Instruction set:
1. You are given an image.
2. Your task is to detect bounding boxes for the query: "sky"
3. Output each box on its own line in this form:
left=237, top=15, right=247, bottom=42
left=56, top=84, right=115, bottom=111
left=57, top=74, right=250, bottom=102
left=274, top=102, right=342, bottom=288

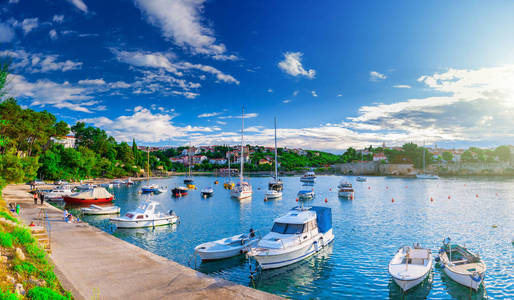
left=1, top=0, right=514, bottom=152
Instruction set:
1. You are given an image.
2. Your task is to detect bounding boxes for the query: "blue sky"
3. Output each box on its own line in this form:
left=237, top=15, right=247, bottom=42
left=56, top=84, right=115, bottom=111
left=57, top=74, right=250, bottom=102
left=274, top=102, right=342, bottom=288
left=1, top=0, right=514, bottom=152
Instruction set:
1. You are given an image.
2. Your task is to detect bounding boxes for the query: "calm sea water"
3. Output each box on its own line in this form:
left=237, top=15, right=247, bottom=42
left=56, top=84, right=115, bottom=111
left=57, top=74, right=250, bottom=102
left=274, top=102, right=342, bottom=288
left=78, top=176, right=513, bottom=299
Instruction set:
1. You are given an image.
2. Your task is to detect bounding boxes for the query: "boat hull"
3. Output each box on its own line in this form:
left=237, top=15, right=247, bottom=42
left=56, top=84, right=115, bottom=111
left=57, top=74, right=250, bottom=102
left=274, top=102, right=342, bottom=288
left=393, top=273, right=429, bottom=291
left=252, top=230, right=334, bottom=270
left=300, top=178, right=315, bottom=183
left=111, top=216, right=178, bottom=228
left=63, top=196, right=113, bottom=204
left=230, top=190, right=252, bottom=199
left=443, top=266, right=484, bottom=290
left=338, top=191, right=354, bottom=198
left=196, top=239, right=258, bottom=261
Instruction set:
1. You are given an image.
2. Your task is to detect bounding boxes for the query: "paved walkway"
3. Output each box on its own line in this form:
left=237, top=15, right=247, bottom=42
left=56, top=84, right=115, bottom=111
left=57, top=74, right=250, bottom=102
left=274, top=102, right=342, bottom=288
left=2, top=184, right=281, bottom=300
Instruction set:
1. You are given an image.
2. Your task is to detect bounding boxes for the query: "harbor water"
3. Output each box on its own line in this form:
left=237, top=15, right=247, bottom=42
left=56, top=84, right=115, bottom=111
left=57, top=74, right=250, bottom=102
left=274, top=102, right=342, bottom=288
left=79, top=176, right=513, bottom=299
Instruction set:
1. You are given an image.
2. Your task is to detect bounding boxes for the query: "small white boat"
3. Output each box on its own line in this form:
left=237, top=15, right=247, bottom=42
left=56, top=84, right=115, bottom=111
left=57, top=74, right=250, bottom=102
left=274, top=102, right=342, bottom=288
left=43, top=185, right=74, bottom=201
left=230, top=181, right=252, bottom=199
left=265, top=189, right=282, bottom=199
left=300, top=171, right=316, bottom=183
left=195, top=230, right=258, bottom=261
left=110, top=201, right=178, bottom=229
left=389, top=244, right=433, bottom=291
left=80, top=204, right=121, bottom=215
left=337, top=182, right=354, bottom=199
left=297, top=190, right=314, bottom=200
left=99, top=183, right=114, bottom=189
left=437, top=238, right=486, bottom=290
left=356, top=176, right=367, bottom=182
left=201, top=187, right=214, bottom=197
left=249, top=206, right=334, bottom=269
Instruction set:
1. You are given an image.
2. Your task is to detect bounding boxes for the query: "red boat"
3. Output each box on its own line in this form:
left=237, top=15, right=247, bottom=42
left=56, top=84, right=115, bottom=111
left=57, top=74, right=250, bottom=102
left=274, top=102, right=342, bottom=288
left=64, top=187, right=114, bottom=204
left=172, top=186, right=188, bottom=197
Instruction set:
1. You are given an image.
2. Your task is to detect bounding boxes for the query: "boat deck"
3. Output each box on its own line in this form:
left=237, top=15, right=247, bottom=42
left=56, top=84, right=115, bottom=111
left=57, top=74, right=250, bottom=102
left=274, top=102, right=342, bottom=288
left=450, top=262, right=486, bottom=274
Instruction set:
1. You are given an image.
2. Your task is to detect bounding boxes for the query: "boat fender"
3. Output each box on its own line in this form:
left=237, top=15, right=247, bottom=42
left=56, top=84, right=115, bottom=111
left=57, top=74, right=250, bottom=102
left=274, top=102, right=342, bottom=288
left=441, top=264, right=445, bottom=269
left=435, top=256, right=440, bottom=262
left=470, top=272, right=482, bottom=282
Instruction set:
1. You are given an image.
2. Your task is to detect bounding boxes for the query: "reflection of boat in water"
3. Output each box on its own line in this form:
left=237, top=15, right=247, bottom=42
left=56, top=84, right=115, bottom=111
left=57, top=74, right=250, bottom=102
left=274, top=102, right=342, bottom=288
left=80, top=204, right=120, bottom=215
left=388, top=270, right=433, bottom=299
left=113, top=223, right=178, bottom=237
left=254, top=243, right=333, bottom=291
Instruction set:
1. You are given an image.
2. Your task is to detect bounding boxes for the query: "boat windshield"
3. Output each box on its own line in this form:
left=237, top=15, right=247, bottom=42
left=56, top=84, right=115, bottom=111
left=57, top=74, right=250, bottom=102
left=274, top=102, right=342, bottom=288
left=271, top=222, right=304, bottom=234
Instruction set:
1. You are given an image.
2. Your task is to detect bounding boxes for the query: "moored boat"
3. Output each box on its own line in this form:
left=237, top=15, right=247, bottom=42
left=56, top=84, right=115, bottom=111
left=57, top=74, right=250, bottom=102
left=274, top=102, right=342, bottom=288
left=201, top=187, right=214, bottom=197
left=248, top=206, right=334, bottom=269
left=337, top=182, right=354, bottom=199
left=63, top=187, right=114, bottom=204
left=141, top=184, right=166, bottom=194
left=266, top=117, right=283, bottom=194
left=265, top=189, right=282, bottom=200
left=356, top=176, right=367, bottom=182
left=388, top=244, right=433, bottom=291
left=231, top=107, right=253, bottom=200
left=43, top=185, right=74, bottom=201
left=437, top=238, right=486, bottom=290
left=110, top=201, right=178, bottom=228
left=80, top=204, right=120, bottom=215
left=195, top=229, right=258, bottom=261
left=172, top=186, right=188, bottom=197
left=300, top=171, right=316, bottom=183
left=297, top=190, right=314, bottom=200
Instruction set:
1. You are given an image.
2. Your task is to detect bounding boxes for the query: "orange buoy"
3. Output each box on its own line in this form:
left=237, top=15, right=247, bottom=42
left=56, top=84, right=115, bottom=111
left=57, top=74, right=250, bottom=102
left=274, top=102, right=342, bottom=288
left=405, top=186, right=408, bottom=188
left=264, top=198, right=267, bottom=202
left=386, top=186, right=389, bottom=189
left=391, top=198, right=395, bottom=203
left=329, top=188, right=332, bottom=191
left=296, top=198, right=299, bottom=202
left=448, top=195, right=451, bottom=199
left=476, top=194, right=479, bottom=198
left=368, top=186, right=371, bottom=190
left=430, top=197, right=433, bottom=202
left=324, top=198, right=328, bottom=203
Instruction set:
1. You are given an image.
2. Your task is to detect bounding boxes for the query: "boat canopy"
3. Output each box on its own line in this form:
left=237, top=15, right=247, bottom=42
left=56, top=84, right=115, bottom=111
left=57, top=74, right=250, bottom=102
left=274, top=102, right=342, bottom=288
left=69, top=187, right=113, bottom=199
left=307, top=206, right=332, bottom=234
left=274, top=208, right=316, bottom=224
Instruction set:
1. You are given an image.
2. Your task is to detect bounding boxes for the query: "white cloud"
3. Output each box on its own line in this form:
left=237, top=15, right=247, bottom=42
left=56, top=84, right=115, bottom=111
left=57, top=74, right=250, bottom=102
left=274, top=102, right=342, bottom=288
left=78, top=78, right=106, bottom=85
left=282, top=99, right=291, bottom=103
left=0, top=50, right=82, bottom=73
left=21, top=18, right=39, bottom=34
left=216, top=120, right=227, bottom=125
left=393, top=84, right=411, bottom=89
left=5, top=74, right=98, bottom=113
left=293, top=90, right=299, bottom=96
left=133, top=0, right=235, bottom=59
left=171, top=90, right=199, bottom=99
left=109, top=81, right=131, bottom=89
left=370, top=71, right=386, bottom=81
left=180, top=62, right=239, bottom=84
left=278, top=52, right=315, bottom=79
left=337, top=94, right=342, bottom=97
left=67, top=0, right=88, bottom=13
left=198, top=112, right=221, bottom=118
left=267, top=88, right=273, bottom=93
left=49, top=29, right=58, bottom=40
left=218, top=113, right=258, bottom=119
left=53, top=15, right=64, bottom=23
left=0, top=23, right=15, bottom=42
left=311, top=90, right=318, bottom=97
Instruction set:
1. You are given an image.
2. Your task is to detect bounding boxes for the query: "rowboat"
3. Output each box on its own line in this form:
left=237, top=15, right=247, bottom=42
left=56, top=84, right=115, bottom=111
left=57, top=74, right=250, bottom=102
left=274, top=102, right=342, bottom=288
left=80, top=204, right=120, bottom=215
left=388, top=244, right=433, bottom=291
left=195, top=230, right=258, bottom=261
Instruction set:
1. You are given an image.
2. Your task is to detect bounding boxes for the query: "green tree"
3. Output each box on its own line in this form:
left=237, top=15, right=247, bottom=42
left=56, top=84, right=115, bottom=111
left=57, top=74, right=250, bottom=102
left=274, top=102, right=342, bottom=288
left=442, top=151, right=453, bottom=162
left=494, top=145, right=511, bottom=162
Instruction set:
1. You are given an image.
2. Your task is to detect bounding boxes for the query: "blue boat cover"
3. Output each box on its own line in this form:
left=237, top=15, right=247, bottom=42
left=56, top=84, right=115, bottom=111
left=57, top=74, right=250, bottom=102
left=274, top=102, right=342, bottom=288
left=309, top=206, right=332, bottom=233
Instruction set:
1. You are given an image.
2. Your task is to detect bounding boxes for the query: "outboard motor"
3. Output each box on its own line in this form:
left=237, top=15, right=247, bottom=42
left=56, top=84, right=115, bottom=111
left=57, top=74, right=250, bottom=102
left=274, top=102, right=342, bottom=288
left=169, top=209, right=175, bottom=216
left=249, top=228, right=255, bottom=238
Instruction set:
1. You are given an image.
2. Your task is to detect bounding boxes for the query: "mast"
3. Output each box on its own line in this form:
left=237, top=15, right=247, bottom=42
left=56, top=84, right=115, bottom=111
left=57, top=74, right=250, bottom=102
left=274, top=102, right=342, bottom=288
left=147, top=146, right=150, bottom=185
left=240, top=106, right=244, bottom=181
left=274, top=117, right=278, bottom=180
left=228, top=152, right=231, bottom=179
left=422, top=141, right=426, bottom=173
left=188, top=141, right=192, bottom=178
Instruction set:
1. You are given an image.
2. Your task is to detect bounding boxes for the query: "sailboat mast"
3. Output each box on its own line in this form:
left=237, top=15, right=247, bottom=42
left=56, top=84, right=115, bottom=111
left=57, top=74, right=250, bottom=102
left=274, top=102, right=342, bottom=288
left=188, top=141, right=192, bottom=177
left=422, top=141, right=426, bottom=173
left=274, top=117, right=278, bottom=180
left=228, top=152, right=231, bottom=178
left=240, top=106, right=244, bottom=181
left=147, top=146, right=150, bottom=185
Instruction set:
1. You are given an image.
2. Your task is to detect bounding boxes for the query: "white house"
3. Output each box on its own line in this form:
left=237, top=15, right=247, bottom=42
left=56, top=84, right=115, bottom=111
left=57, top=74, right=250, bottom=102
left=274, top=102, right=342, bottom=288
left=209, top=158, right=227, bottom=165
left=53, top=135, right=76, bottom=148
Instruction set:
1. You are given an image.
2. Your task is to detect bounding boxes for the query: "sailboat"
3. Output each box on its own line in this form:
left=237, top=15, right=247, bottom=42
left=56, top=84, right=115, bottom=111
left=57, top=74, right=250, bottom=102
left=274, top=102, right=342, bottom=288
left=184, top=142, right=195, bottom=188
left=141, top=147, right=166, bottom=194
left=224, top=152, right=235, bottom=189
left=265, top=117, right=282, bottom=199
left=230, top=107, right=253, bottom=200
left=416, top=142, right=439, bottom=179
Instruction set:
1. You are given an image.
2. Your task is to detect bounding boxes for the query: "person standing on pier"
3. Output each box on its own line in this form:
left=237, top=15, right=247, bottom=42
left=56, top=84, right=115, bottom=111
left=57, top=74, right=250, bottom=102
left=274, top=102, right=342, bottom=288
left=33, top=192, right=38, bottom=205
left=40, top=192, right=45, bottom=205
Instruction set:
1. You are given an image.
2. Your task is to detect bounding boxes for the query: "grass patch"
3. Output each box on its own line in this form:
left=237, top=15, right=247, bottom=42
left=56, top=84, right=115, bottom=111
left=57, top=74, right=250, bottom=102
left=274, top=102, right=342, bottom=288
left=0, top=231, right=13, bottom=248
left=25, top=242, right=47, bottom=261
left=0, top=287, right=19, bottom=300
left=11, top=227, right=35, bottom=245
left=13, top=261, right=38, bottom=276
left=0, top=211, right=18, bottom=223
left=27, top=286, right=71, bottom=300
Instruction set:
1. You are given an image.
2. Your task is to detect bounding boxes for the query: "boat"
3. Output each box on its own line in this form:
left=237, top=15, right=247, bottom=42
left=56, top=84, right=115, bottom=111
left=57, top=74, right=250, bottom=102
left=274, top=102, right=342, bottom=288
left=63, top=187, right=114, bottom=204
left=230, top=107, right=253, bottom=200
left=300, top=171, right=316, bottom=183
left=416, top=142, right=439, bottom=179
left=265, top=117, right=283, bottom=199
left=141, top=147, right=166, bottom=194
left=436, top=238, right=486, bottom=290
left=195, top=229, right=258, bottom=261
left=110, top=201, right=178, bottom=229
left=184, top=142, right=194, bottom=185
left=112, top=179, right=124, bottom=185
left=80, top=204, right=121, bottom=215
left=388, top=244, right=433, bottom=291
left=223, top=152, right=235, bottom=190
left=356, top=176, right=367, bottom=182
left=43, top=185, right=75, bottom=201
left=297, top=190, right=315, bottom=200
left=337, top=182, right=354, bottom=199
left=99, top=183, right=113, bottom=189
left=125, top=178, right=134, bottom=185
left=248, top=206, right=334, bottom=269
left=172, top=186, right=188, bottom=197
left=201, top=187, right=214, bottom=197
left=76, top=183, right=96, bottom=191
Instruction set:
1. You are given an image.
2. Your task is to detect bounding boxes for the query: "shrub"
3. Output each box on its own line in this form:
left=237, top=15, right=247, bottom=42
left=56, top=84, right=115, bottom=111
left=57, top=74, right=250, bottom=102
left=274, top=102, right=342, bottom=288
left=39, top=268, right=57, bottom=289
left=13, top=261, right=37, bottom=276
left=0, top=231, right=13, bottom=248
left=12, top=227, right=34, bottom=245
left=27, top=287, right=70, bottom=300
left=0, top=288, right=18, bottom=300
left=26, top=242, right=47, bottom=260
left=0, top=211, right=18, bottom=223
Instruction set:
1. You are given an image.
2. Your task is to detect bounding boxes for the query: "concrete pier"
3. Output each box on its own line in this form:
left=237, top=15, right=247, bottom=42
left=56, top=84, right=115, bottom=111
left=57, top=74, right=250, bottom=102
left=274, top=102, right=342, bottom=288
left=2, top=184, right=281, bottom=300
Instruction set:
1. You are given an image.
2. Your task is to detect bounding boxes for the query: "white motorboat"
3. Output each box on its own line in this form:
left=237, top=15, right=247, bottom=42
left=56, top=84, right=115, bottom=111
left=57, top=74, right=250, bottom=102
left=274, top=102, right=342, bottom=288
left=388, top=244, right=433, bottom=291
left=43, top=185, right=74, bottom=201
left=297, top=190, right=315, bottom=200
left=248, top=206, right=334, bottom=269
left=231, top=107, right=253, bottom=200
left=437, top=238, right=486, bottom=290
left=337, top=182, right=354, bottom=199
left=265, top=189, right=282, bottom=199
left=201, top=187, right=214, bottom=197
left=195, top=230, right=259, bottom=261
left=300, top=171, right=316, bottom=183
left=110, top=201, right=179, bottom=229
left=76, top=183, right=96, bottom=191
left=80, top=204, right=121, bottom=215
left=356, top=176, right=367, bottom=182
